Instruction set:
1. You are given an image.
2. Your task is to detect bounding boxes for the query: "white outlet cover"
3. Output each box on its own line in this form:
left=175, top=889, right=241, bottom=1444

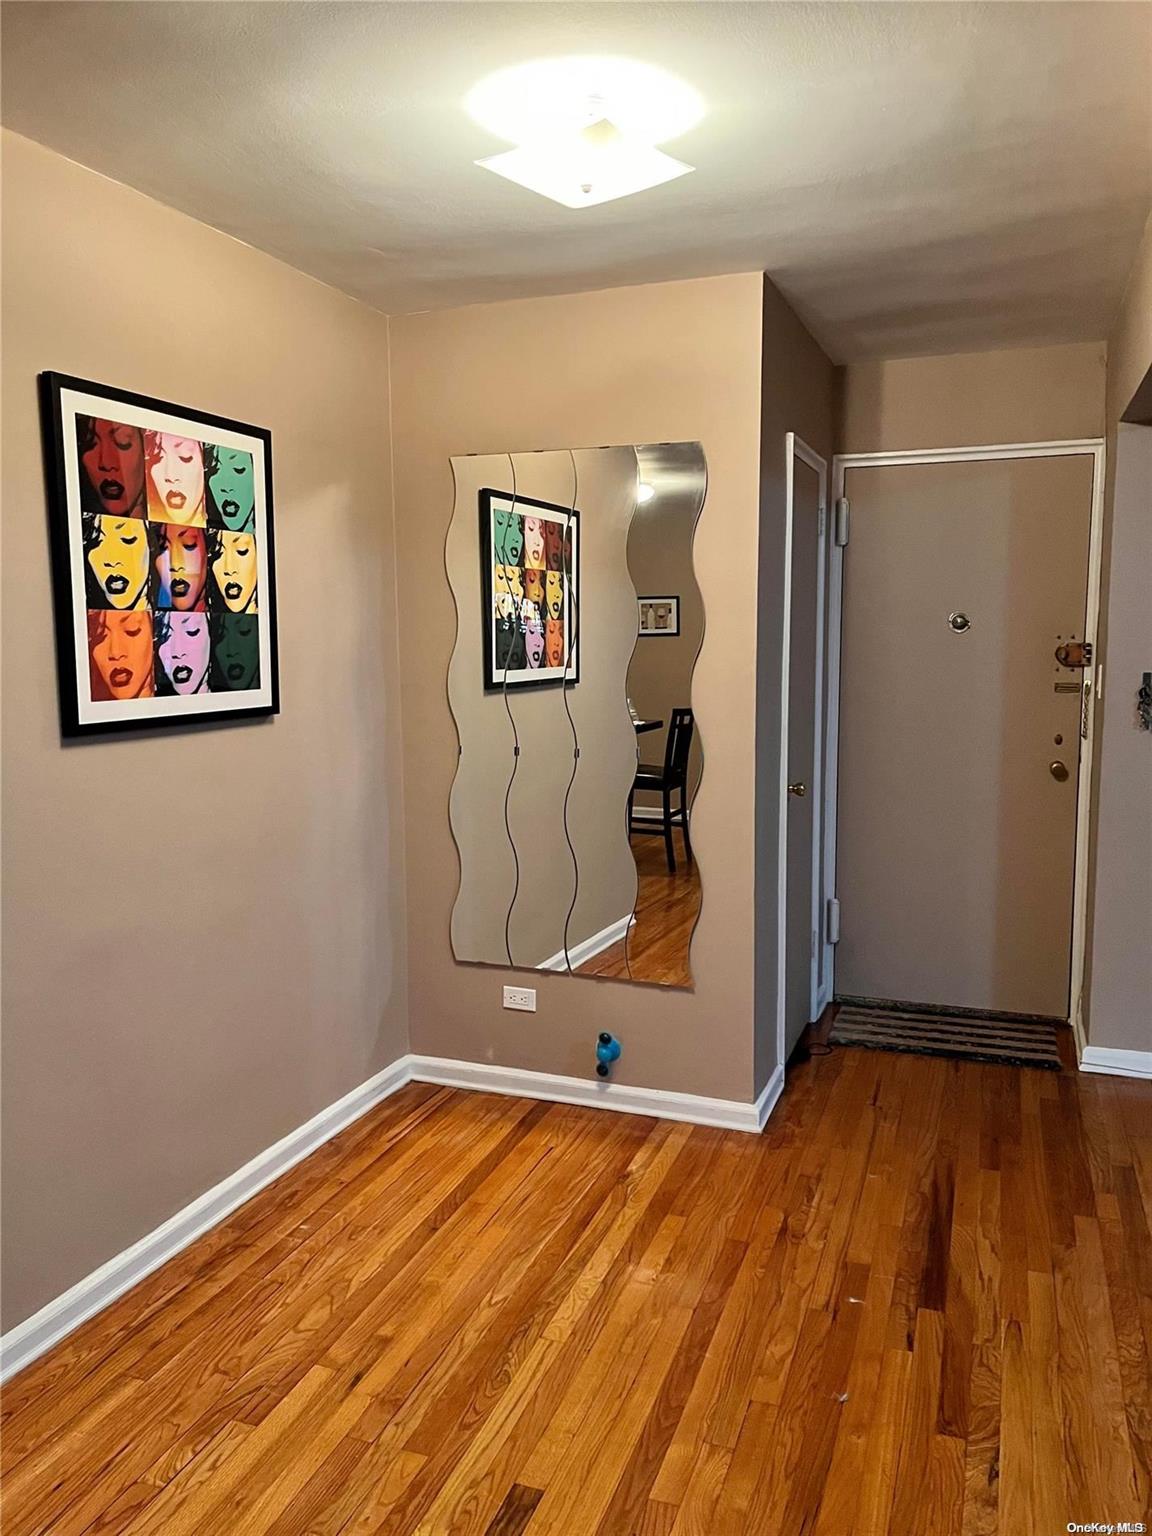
left=503, top=985, right=537, bottom=1012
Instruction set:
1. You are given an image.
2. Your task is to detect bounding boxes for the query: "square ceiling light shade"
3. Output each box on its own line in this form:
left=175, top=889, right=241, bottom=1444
left=476, top=120, right=693, bottom=208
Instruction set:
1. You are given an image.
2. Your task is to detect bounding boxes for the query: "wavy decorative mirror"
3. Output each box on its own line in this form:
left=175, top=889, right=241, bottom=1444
left=446, top=443, right=705, bottom=987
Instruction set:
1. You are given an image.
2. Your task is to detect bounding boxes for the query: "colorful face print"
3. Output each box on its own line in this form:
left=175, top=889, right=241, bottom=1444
left=500, top=512, right=524, bottom=566
left=545, top=619, right=566, bottom=669
left=494, top=590, right=516, bottom=624
left=544, top=521, right=564, bottom=571
left=154, top=524, right=207, bottom=611
left=524, top=620, right=545, bottom=668
left=493, top=504, right=512, bottom=561
left=501, top=564, right=524, bottom=603
left=87, top=610, right=154, bottom=700
left=146, top=433, right=205, bottom=526
left=77, top=417, right=146, bottom=518
left=523, top=517, right=546, bottom=570
left=155, top=611, right=209, bottom=694
left=84, top=514, right=151, bottom=609
left=523, top=568, right=545, bottom=610
left=545, top=570, right=564, bottom=621
left=210, top=529, right=258, bottom=613
left=495, top=621, right=526, bottom=673
left=206, top=446, right=256, bottom=531
left=210, top=612, right=260, bottom=691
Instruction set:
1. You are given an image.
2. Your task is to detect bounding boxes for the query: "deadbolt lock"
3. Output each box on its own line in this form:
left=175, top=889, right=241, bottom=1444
left=1049, top=760, right=1070, bottom=783
left=1055, top=640, right=1092, bottom=669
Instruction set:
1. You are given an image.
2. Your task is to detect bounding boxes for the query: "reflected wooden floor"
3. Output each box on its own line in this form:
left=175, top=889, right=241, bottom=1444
left=3, top=1052, right=1150, bottom=1534
left=577, top=833, right=701, bottom=987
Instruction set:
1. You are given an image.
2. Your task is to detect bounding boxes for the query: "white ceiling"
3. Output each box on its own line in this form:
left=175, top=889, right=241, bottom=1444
left=2, top=1, right=1150, bottom=360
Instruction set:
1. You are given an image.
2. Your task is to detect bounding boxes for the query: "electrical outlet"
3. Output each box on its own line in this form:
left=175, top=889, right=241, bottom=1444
left=503, top=985, right=536, bottom=1013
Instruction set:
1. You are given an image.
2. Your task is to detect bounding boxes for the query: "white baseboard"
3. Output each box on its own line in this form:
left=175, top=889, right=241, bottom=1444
left=538, top=912, right=634, bottom=972
left=1080, top=1044, right=1152, bottom=1079
left=1, top=1052, right=784, bottom=1382
left=0, top=1057, right=410, bottom=1384
left=409, top=1054, right=783, bottom=1136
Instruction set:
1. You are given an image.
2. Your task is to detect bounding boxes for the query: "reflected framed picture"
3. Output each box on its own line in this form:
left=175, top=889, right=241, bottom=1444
left=479, top=487, right=579, bottom=691
left=638, top=595, right=680, bottom=637
left=39, top=371, right=279, bottom=738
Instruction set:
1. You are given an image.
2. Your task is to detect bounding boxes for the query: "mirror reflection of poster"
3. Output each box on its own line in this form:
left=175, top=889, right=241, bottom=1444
left=638, top=595, right=680, bottom=636
left=40, top=371, right=279, bottom=737
left=479, top=487, right=579, bottom=691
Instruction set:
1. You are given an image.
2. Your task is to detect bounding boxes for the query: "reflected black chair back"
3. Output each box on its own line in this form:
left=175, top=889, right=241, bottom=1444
left=665, top=707, right=694, bottom=787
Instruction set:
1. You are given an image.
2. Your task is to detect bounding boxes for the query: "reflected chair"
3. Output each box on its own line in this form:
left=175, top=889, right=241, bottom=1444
left=629, top=707, right=694, bottom=873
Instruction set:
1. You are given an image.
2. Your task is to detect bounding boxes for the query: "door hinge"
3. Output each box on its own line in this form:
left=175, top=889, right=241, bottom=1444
left=834, top=498, right=850, bottom=547
left=826, top=897, right=841, bottom=945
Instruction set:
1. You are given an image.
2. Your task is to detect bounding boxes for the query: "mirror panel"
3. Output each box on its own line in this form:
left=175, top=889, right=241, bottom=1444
left=561, top=447, right=641, bottom=975
left=447, top=442, right=706, bottom=988
left=446, top=454, right=518, bottom=964
left=504, top=452, right=578, bottom=970
left=623, top=444, right=706, bottom=987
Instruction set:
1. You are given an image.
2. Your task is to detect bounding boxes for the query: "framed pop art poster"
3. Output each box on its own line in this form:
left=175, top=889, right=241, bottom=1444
left=479, top=487, right=579, bottom=692
left=39, top=372, right=279, bottom=737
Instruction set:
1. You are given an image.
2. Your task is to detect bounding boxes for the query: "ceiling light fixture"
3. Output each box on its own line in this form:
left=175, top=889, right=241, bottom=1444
left=466, top=55, right=703, bottom=209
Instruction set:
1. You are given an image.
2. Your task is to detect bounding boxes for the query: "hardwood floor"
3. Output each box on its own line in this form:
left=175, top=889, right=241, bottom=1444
left=3, top=1047, right=1150, bottom=1534
left=578, top=835, right=700, bottom=987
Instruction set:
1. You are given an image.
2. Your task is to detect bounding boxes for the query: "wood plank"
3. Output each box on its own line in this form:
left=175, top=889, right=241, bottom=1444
left=482, top=1484, right=544, bottom=1536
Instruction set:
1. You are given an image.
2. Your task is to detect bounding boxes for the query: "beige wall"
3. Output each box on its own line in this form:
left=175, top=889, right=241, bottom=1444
left=839, top=341, right=1107, bottom=452
left=1105, top=211, right=1152, bottom=429
left=755, top=281, right=837, bottom=1085
left=1087, top=211, right=1152, bottom=1056
left=1, top=132, right=408, bottom=1330
left=390, top=274, right=766, bottom=1102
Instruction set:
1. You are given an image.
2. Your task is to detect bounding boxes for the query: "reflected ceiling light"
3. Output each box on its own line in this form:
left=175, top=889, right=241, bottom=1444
left=636, top=481, right=657, bottom=504
left=466, top=55, right=703, bottom=209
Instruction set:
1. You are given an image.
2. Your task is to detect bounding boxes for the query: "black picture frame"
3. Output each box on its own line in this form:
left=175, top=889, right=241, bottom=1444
left=479, top=486, right=580, bottom=692
left=39, top=371, right=280, bottom=738
left=638, top=595, right=681, bottom=637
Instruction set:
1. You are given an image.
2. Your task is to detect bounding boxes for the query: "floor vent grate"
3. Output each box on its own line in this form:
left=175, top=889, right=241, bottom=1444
left=829, top=999, right=1063, bottom=1071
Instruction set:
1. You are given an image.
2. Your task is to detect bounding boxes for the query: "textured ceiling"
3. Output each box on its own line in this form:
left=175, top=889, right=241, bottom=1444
left=2, top=1, right=1150, bottom=360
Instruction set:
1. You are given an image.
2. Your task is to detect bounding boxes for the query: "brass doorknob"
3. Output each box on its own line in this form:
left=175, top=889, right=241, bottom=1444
left=788, top=781, right=807, bottom=798
left=1049, top=760, right=1069, bottom=782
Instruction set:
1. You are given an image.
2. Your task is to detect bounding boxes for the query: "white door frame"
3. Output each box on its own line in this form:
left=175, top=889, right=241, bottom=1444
left=827, top=438, right=1107, bottom=1057
left=778, top=433, right=829, bottom=1071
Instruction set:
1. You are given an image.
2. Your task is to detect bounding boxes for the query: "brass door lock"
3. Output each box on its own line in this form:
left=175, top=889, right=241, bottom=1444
left=1055, top=640, right=1092, bottom=669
